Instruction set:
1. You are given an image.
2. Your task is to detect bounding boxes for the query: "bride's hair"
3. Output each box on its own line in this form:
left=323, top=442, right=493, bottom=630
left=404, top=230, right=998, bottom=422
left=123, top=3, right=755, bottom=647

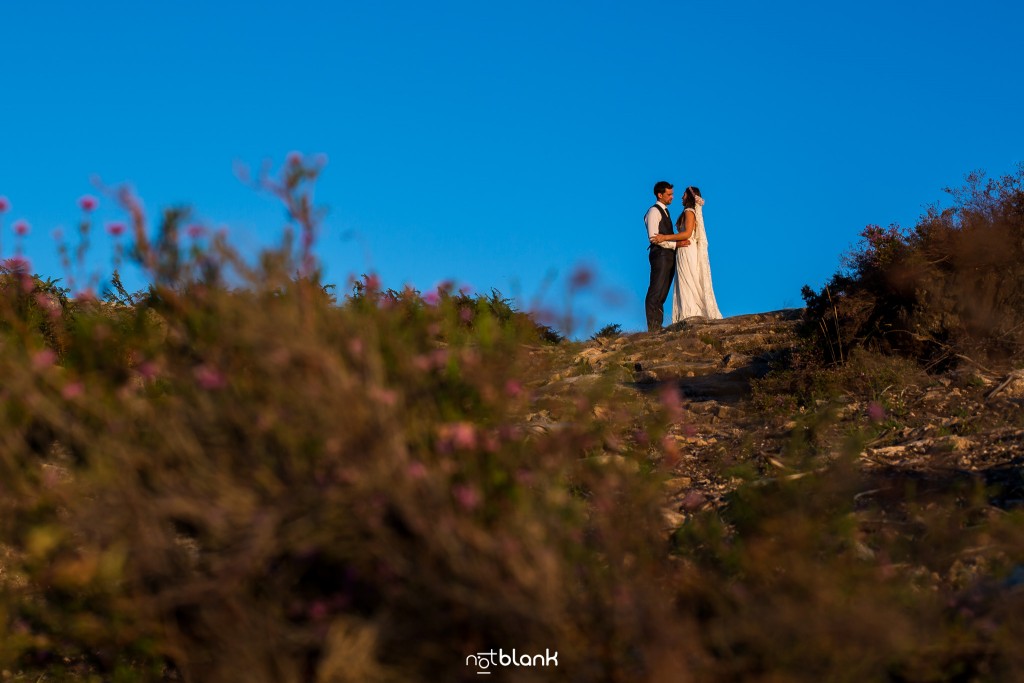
left=681, top=186, right=702, bottom=209
left=676, top=186, right=703, bottom=227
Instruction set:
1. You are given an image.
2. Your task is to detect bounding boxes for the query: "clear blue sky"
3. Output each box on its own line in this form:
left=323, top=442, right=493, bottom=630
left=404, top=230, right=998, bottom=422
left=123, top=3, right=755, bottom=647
left=3, top=1, right=1022, bottom=335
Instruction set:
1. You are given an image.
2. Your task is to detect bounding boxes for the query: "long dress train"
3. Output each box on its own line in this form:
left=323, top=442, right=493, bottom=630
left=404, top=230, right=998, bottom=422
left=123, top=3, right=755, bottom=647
left=671, top=205, right=722, bottom=322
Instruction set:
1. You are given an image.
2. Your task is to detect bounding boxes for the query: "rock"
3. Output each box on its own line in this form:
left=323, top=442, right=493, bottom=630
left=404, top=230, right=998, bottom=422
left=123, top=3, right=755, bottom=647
left=663, top=477, right=693, bottom=493
left=715, top=404, right=736, bottom=419
left=588, top=454, right=641, bottom=473
left=662, top=509, right=687, bottom=530
left=720, top=352, right=751, bottom=369
left=678, top=490, right=708, bottom=512
left=573, top=348, right=612, bottom=367
left=633, top=370, right=658, bottom=384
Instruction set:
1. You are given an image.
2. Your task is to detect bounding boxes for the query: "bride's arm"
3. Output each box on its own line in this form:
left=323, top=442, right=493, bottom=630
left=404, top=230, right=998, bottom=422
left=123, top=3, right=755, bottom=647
left=651, top=210, right=695, bottom=243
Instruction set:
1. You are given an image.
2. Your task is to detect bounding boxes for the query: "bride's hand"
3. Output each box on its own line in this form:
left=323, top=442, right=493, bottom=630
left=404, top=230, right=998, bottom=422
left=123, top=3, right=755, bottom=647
left=651, top=234, right=668, bottom=243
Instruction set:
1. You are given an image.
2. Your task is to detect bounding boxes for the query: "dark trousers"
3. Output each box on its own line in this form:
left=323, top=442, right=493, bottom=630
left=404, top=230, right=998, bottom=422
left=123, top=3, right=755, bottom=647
left=645, top=247, right=675, bottom=331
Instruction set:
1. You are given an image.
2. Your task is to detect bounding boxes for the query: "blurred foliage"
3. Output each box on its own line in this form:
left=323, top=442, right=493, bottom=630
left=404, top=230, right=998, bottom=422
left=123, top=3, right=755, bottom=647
left=1, top=159, right=1024, bottom=681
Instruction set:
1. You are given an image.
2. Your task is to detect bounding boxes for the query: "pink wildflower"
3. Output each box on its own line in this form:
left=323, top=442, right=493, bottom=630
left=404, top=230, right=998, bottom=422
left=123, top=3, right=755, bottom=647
left=867, top=401, right=886, bottom=422
left=371, top=387, right=398, bottom=407
left=407, top=461, right=428, bottom=480
left=481, top=431, right=500, bottom=453
left=61, top=382, right=85, bottom=400
left=194, top=364, right=227, bottom=390
left=6, top=255, right=31, bottom=272
left=424, top=290, right=439, bottom=306
left=106, top=222, right=126, bottom=237
left=187, top=224, right=206, bottom=239
left=569, top=265, right=595, bottom=289
left=504, top=379, right=522, bottom=397
left=364, top=273, right=381, bottom=291
left=658, top=383, right=685, bottom=422
left=137, top=361, right=159, bottom=381
left=287, top=151, right=303, bottom=167
left=32, top=349, right=57, bottom=371
left=0, top=196, right=9, bottom=212
left=449, top=422, right=477, bottom=450
left=452, top=484, right=481, bottom=511
left=459, top=307, right=474, bottom=323
left=13, top=220, right=29, bottom=236
left=78, top=195, right=98, bottom=212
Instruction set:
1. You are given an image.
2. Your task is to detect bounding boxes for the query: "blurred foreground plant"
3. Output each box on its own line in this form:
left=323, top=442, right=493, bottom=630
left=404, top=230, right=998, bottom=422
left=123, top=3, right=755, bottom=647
left=0, top=157, right=693, bottom=682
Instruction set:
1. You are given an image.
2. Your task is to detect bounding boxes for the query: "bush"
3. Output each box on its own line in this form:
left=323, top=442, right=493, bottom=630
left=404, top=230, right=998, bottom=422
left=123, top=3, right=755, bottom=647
left=802, top=165, right=1024, bottom=369
left=4, top=158, right=1024, bottom=681
left=0, top=159, right=690, bottom=682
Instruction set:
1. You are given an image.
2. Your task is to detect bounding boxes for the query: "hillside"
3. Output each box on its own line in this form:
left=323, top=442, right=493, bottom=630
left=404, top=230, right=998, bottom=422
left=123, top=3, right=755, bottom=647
left=530, top=310, right=1024, bottom=528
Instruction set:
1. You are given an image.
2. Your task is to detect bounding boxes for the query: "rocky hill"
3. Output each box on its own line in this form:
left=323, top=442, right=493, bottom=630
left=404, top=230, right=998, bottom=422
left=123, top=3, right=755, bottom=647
left=525, top=309, right=1024, bottom=533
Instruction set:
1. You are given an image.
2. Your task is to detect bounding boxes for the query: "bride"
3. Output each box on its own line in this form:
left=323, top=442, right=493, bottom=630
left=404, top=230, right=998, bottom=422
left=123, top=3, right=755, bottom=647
left=650, top=186, right=722, bottom=322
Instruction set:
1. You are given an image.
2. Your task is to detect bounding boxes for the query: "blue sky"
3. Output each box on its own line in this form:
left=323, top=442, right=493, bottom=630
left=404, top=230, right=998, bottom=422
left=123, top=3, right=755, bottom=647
left=2, top=1, right=1022, bottom=335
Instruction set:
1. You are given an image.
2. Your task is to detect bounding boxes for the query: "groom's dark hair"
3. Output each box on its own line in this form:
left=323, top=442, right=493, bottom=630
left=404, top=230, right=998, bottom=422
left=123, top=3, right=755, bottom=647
left=653, top=181, right=673, bottom=197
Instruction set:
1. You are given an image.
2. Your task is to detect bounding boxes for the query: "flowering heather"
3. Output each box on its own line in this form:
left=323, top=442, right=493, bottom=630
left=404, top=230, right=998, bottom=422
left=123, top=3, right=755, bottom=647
left=78, top=194, right=98, bottom=212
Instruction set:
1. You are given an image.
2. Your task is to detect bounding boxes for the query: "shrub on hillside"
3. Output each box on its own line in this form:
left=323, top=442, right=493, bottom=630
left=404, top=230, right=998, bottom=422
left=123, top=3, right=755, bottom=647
left=0, top=160, right=692, bottom=682
left=802, top=165, right=1024, bottom=369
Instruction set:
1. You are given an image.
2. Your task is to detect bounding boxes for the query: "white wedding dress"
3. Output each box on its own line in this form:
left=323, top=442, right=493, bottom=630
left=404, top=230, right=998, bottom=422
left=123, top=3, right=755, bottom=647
left=671, top=205, right=722, bottom=322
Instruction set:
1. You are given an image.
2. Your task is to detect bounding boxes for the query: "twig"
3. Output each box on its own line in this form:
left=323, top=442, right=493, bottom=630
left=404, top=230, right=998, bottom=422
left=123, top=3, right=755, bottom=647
left=986, top=369, right=1024, bottom=401
left=955, top=353, right=1000, bottom=377
left=825, top=286, right=844, bottom=363
left=854, top=488, right=886, bottom=501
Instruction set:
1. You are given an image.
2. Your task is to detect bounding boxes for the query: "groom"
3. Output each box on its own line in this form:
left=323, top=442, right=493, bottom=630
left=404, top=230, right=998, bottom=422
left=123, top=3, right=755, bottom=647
left=644, top=181, right=688, bottom=331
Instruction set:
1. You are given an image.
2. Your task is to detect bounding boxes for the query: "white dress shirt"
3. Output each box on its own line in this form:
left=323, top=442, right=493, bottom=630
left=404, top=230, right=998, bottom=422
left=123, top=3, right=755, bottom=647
left=645, top=201, right=676, bottom=250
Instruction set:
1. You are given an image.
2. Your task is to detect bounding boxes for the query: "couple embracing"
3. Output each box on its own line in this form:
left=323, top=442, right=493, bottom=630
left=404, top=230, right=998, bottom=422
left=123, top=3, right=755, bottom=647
left=644, top=181, right=722, bottom=332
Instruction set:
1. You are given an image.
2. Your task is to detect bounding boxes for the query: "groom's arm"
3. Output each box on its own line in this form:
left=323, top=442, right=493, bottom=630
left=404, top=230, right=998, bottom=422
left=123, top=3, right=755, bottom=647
left=645, top=208, right=676, bottom=250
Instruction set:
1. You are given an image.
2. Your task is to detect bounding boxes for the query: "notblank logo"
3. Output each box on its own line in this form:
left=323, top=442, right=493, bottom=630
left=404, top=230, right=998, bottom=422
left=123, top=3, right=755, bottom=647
left=466, top=649, right=559, bottom=675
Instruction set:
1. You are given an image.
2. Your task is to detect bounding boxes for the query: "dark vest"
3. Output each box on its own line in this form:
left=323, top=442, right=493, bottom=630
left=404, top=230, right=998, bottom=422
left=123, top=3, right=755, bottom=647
left=654, top=205, right=673, bottom=234
left=648, top=204, right=673, bottom=251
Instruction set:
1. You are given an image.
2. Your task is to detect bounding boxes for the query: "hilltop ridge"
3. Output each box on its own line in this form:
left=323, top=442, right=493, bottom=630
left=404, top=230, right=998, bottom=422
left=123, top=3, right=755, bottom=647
left=525, top=309, right=1024, bottom=530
